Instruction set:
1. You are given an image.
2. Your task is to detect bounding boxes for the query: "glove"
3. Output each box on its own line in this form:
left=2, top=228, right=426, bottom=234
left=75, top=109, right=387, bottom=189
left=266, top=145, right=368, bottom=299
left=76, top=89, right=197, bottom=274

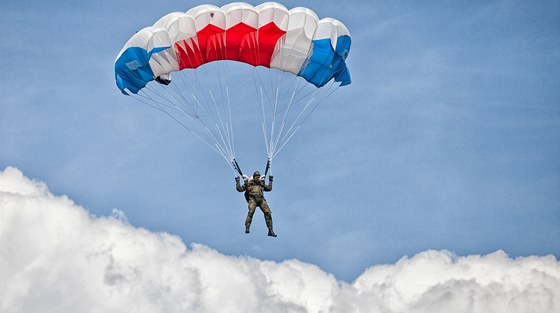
left=269, top=175, right=273, bottom=182
left=235, top=176, right=240, bottom=183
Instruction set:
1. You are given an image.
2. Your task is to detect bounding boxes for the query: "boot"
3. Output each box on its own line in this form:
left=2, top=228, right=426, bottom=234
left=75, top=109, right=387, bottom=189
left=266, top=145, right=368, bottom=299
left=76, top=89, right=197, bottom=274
left=245, top=226, right=250, bottom=234
left=267, top=228, right=277, bottom=237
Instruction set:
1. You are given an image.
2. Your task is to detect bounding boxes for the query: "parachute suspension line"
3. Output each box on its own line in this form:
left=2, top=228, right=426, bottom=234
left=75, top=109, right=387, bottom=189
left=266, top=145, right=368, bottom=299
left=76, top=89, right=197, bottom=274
left=288, top=60, right=341, bottom=106
left=259, top=85, right=272, bottom=159
left=267, top=37, right=299, bottom=161
left=151, top=78, right=233, bottom=163
left=248, top=67, right=315, bottom=161
left=174, top=70, right=203, bottom=117
left=130, top=92, right=167, bottom=114
left=130, top=91, right=229, bottom=160
left=271, top=93, right=318, bottom=159
left=139, top=86, right=194, bottom=119
left=269, top=43, right=311, bottom=159
left=251, top=65, right=275, bottom=114
left=275, top=70, right=301, bottom=114
left=220, top=55, right=236, bottom=163
left=207, top=60, right=235, bottom=163
left=142, top=88, right=234, bottom=164
left=276, top=68, right=305, bottom=152
left=186, top=61, right=235, bottom=164
left=249, top=66, right=284, bottom=161
left=272, top=80, right=342, bottom=159
left=167, top=83, right=197, bottom=117
left=208, top=90, right=231, bottom=156
left=269, top=76, right=302, bottom=159
left=273, top=36, right=308, bottom=113
left=216, top=43, right=236, bottom=161
left=122, top=70, right=184, bottom=111
left=148, top=50, right=236, bottom=167
left=243, top=33, right=346, bottom=162
left=241, top=34, right=272, bottom=161
left=227, top=86, right=236, bottom=162
left=176, top=48, right=207, bottom=118
left=249, top=29, right=267, bottom=158
left=262, top=36, right=308, bottom=160
left=317, top=81, right=342, bottom=106
left=273, top=80, right=325, bottom=159
left=289, top=80, right=323, bottom=106
left=186, top=66, right=212, bottom=118
left=248, top=66, right=272, bottom=159
left=147, top=81, right=196, bottom=118
left=268, top=74, right=281, bottom=160
left=222, top=47, right=236, bottom=162
left=267, top=76, right=284, bottom=160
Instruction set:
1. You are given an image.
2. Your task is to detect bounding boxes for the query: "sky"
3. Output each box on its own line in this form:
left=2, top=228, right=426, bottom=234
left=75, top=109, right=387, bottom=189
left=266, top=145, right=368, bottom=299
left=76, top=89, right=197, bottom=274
left=1, top=0, right=560, bottom=308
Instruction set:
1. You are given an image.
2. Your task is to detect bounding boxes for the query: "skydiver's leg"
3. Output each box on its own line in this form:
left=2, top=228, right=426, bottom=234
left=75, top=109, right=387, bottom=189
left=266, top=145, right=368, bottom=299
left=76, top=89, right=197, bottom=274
left=259, top=201, right=276, bottom=237
left=259, top=201, right=273, bottom=229
left=245, top=199, right=257, bottom=233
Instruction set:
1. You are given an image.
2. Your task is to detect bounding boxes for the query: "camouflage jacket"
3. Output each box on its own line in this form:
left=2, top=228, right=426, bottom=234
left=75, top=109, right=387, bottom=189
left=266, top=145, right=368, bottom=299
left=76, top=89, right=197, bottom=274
left=236, top=178, right=272, bottom=201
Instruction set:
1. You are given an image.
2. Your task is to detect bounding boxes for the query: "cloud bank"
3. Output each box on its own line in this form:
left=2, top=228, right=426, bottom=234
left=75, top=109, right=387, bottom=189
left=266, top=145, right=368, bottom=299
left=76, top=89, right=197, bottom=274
left=1, top=166, right=558, bottom=313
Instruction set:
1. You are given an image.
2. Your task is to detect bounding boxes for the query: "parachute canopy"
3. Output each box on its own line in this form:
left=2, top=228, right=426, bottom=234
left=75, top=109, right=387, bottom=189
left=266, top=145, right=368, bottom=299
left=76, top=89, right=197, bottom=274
left=115, top=2, right=351, bottom=95
left=114, top=2, right=351, bottom=174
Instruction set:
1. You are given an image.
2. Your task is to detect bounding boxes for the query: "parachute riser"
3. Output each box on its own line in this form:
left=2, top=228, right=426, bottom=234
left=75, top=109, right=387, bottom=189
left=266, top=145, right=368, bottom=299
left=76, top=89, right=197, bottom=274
left=232, top=158, right=243, bottom=177
left=232, top=157, right=270, bottom=181
left=263, top=158, right=271, bottom=178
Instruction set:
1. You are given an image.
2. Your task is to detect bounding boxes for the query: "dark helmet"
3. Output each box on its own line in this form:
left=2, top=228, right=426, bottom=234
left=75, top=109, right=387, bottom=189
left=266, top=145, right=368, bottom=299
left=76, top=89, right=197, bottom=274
left=253, top=171, right=261, bottom=177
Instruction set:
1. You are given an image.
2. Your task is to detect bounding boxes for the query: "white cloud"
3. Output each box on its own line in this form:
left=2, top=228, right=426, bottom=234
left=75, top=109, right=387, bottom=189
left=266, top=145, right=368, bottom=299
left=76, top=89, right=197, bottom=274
left=1, top=166, right=558, bottom=313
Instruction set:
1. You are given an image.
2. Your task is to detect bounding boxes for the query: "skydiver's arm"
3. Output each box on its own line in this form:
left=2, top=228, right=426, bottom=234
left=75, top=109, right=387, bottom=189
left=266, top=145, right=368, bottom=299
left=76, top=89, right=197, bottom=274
left=236, top=182, right=245, bottom=192
left=235, top=178, right=246, bottom=192
left=264, top=176, right=273, bottom=192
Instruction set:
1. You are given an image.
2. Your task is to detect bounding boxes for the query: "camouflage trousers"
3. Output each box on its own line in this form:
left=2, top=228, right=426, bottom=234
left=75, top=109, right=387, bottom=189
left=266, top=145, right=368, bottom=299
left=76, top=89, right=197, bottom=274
left=246, top=197, right=273, bottom=229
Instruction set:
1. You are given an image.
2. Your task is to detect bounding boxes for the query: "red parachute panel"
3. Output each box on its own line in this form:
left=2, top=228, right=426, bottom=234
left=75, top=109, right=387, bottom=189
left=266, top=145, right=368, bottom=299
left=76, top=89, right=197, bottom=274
left=225, top=22, right=257, bottom=61
left=254, top=22, right=286, bottom=67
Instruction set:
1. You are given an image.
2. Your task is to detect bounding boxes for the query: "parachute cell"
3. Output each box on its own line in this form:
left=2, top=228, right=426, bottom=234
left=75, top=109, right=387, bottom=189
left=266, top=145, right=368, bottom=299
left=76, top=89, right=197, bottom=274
left=299, top=18, right=351, bottom=87
left=269, top=7, right=318, bottom=75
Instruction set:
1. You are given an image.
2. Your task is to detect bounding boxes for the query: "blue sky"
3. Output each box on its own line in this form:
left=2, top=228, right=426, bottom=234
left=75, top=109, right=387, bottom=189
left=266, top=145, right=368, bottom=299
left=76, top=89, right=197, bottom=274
left=1, top=0, right=559, bottom=283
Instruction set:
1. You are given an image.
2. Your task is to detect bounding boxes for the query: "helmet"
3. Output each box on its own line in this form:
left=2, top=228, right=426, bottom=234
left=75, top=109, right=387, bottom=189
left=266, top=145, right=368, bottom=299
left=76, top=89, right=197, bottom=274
left=253, top=171, right=261, bottom=177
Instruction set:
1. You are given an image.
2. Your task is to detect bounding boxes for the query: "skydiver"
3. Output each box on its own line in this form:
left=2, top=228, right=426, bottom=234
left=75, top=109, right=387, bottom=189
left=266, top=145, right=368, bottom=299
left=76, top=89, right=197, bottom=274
left=235, top=171, right=276, bottom=237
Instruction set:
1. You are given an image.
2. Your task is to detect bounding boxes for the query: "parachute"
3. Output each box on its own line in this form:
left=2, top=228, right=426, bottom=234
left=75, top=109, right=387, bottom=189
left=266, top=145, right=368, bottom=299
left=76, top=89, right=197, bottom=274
left=115, top=2, right=351, bottom=176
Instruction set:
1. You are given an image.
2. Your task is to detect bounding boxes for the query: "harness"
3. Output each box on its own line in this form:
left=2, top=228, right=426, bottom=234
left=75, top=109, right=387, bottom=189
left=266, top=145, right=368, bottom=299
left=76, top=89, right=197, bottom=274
left=244, top=182, right=265, bottom=203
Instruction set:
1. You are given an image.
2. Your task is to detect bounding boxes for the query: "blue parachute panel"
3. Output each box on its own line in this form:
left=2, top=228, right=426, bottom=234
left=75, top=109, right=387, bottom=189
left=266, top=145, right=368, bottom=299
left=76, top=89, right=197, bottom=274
left=298, top=35, right=351, bottom=88
left=115, top=46, right=170, bottom=95
left=333, top=35, right=351, bottom=86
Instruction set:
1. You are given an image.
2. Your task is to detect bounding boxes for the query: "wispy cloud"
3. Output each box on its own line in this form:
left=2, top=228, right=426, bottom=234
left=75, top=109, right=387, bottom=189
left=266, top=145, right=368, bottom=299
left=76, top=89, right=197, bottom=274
left=1, top=166, right=558, bottom=313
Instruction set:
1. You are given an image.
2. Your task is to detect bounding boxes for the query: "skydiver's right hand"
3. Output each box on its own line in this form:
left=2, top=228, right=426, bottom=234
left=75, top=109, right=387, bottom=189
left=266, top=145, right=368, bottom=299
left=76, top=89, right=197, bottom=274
left=235, top=176, right=240, bottom=183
